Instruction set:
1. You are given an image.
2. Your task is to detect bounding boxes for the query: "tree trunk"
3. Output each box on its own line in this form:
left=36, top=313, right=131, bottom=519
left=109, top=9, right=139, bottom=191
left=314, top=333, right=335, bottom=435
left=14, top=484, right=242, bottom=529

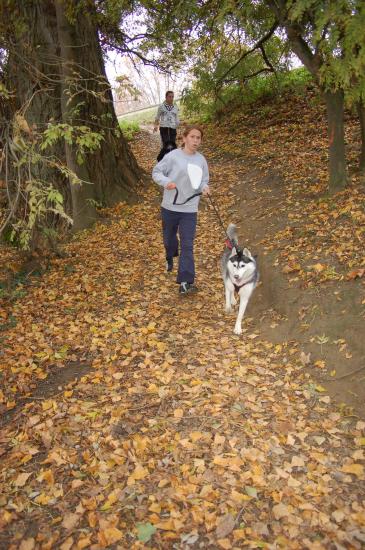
left=54, top=0, right=100, bottom=231
left=1, top=0, right=73, bottom=251
left=5, top=0, right=71, bottom=214
left=55, top=0, right=140, bottom=231
left=324, top=90, right=347, bottom=192
left=266, top=1, right=348, bottom=192
left=357, top=101, right=365, bottom=173
left=3, top=0, right=141, bottom=239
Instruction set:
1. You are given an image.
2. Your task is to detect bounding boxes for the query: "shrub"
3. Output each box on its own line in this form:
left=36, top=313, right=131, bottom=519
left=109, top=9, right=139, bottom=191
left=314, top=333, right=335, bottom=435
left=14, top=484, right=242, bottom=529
left=119, top=120, right=140, bottom=140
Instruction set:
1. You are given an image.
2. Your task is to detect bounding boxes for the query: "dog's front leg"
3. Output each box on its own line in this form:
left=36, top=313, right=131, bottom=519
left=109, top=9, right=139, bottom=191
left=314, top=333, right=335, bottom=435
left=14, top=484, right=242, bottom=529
left=225, top=285, right=232, bottom=313
left=233, top=286, right=252, bottom=335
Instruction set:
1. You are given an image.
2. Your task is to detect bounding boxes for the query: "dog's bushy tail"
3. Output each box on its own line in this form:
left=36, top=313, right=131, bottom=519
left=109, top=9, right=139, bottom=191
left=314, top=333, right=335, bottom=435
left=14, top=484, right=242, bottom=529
left=226, top=223, right=238, bottom=247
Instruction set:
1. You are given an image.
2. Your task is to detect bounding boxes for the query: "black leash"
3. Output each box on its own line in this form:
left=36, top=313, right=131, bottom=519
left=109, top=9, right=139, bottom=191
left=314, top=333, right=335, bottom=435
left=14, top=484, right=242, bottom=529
left=172, top=188, right=235, bottom=249
left=206, top=193, right=234, bottom=247
left=173, top=188, right=202, bottom=206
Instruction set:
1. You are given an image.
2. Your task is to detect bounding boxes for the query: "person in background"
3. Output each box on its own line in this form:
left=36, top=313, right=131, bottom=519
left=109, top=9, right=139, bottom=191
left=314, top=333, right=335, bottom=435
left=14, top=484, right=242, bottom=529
left=152, top=125, right=210, bottom=295
left=154, top=91, right=179, bottom=162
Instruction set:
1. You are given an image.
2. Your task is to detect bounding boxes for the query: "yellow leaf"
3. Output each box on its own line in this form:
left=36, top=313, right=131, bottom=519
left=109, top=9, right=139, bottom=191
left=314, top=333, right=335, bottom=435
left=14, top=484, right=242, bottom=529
left=19, top=538, right=35, bottom=550
left=77, top=537, right=91, bottom=550
left=100, top=491, right=119, bottom=510
left=38, top=469, right=54, bottom=486
left=230, top=490, right=246, bottom=503
left=44, top=450, right=66, bottom=466
left=35, top=493, right=51, bottom=505
left=312, top=263, right=325, bottom=272
left=158, top=479, right=169, bottom=488
left=156, top=341, right=166, bottom=352
left=214, top=434, right=226, bottom=446
left=14, top=472, right=32, bottom=487
left=62, top=512, right=81, bottom=530
left=60, top=537, right=73, bottom=550
left=341, top=463, right=364, bottom=477
left=287, top=476, right=301, bottom=488
left=272, top=502, right=290, bottom=520
left=149, top=502, right=161, bottom=513
left=41, top=399, right=55, bottom=411
left=190, top=431, right=203, bottom=442
left=173, top=408, right=184, bottom=419
left=217, top=539, right=232, bottom=549
left=71, top=479, right=84, bottom=489
left=155, top=518, right=175, bottom=530
left=127, top=464, right=148, bottom=486
left=98, top=527, right=123, bottom=546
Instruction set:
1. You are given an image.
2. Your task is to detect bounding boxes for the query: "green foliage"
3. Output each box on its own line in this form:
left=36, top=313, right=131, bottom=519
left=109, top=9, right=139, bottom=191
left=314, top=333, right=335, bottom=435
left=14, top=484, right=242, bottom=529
left=287, top=0, right=365, bottom=104
left=9, top=180, right=72, bottom=250
left=118, top=119, right=140, bottom=140
left=41, top=123, right=104, bottom=165
left=1, top=114, right=95, bottom=250
left=136, top=522, right=156, bottom=543
left=0, top=82, right=13, bottom=99
left=182, top=67, right=314, bottom=120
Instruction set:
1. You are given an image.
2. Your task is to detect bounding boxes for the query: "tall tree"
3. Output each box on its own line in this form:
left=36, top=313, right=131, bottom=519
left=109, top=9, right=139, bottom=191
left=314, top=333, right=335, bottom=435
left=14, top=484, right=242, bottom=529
left=0, top=0, right=140, bottom=248
left=54, top=0, right=140, bottom=230
left=266, top=0, right=365, bottom=189
left=136, top=0, right=364, bottom=189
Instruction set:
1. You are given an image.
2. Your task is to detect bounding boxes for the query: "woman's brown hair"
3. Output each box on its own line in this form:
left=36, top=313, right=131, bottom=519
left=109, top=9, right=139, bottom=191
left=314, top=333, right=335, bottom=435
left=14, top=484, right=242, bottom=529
left=181, top=125, right=203, bottom=147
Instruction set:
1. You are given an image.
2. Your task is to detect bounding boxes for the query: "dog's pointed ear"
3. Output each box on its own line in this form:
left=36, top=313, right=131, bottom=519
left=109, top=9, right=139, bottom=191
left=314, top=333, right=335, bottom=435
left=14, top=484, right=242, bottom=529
left=242, top=247, right=252, bottom=258
left=230, top=247, right=237, bottom=257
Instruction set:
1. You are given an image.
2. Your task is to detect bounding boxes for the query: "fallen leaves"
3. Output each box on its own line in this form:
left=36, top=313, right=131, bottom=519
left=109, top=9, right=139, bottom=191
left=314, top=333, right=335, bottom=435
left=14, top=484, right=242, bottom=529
left=14, top=472, right=32, bottom=487
left=0, top=125, right=364, bottom=550
left=127, top=464, right=149, bottom=486
left=341, top=463, right=364, bottom=478
left=346, top=268, right=365, bottom=280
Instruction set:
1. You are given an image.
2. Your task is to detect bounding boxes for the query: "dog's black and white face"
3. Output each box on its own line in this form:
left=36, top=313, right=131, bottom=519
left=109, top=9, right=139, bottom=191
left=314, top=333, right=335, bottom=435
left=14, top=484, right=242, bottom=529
left=227, top=247, right=256, bottom=284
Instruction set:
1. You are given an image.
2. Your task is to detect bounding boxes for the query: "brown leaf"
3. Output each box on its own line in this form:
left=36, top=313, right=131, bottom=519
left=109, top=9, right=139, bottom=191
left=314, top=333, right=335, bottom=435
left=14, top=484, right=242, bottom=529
left=14, top=472, right=32, bottom=487
left=216, top=513, right=235, bottom=539
left=62, top=512, right=81, bottom=531
left=346, top=268, right=365, bottom=280
left=19, top=539, right=35, bottom=550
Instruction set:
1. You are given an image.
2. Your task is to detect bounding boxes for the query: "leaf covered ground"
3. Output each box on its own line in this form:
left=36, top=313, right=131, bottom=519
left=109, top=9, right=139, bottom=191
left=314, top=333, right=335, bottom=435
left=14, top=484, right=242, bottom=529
left=1, top=92, right=365, bottom=549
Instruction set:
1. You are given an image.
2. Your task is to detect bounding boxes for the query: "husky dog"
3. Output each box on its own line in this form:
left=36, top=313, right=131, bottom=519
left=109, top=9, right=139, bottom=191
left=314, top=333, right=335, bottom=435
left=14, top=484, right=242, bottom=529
left=221, top=224, right=259, bottom=335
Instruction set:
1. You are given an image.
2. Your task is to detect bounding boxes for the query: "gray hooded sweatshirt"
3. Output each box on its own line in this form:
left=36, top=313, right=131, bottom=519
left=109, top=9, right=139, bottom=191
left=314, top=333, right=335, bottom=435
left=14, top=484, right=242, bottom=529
left=152, top=148, right=209, bottom=213
left=154, top=102, right=179, bottom=129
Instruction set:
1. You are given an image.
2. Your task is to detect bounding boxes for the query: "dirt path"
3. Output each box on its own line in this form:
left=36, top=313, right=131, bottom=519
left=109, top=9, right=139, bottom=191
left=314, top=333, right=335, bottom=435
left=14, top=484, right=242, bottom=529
left=0, top=130, right=364, bottom=549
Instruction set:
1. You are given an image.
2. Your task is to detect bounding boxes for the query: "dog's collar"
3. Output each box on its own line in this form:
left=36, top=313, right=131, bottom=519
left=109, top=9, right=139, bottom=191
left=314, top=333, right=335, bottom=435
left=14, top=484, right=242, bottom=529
left=225, top=239, right=233, bottom=250
left=233, top=274, right=257, bottom=293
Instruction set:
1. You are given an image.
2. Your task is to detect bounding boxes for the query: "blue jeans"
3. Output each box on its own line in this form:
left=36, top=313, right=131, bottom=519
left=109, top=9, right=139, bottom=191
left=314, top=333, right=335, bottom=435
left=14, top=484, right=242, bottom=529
left=161, top=207, right=197, bottom=283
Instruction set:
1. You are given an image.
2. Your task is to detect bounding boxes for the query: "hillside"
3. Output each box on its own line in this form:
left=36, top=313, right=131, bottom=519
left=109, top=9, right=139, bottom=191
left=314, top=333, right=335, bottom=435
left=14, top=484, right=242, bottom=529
left=200, top=88, right=365, bottom=414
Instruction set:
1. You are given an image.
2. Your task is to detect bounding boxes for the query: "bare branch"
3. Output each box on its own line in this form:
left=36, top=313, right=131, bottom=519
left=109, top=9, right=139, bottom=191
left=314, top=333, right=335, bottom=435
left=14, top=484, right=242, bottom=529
left=215, top=19, right=279, bottom=87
